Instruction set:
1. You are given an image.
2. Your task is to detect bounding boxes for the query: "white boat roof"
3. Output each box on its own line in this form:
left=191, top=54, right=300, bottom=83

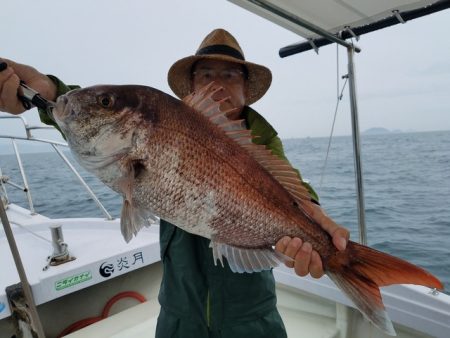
left=229, top=0, right=443, bottom=39
left=228, top=0, right=450, bottom=54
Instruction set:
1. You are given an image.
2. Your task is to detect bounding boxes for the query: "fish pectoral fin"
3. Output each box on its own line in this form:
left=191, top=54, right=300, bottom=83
left=118, top=160, right=157, bottom=242
left=210, top=241, right=293, bottom=273
left=120, top=199, right=157, bottom=242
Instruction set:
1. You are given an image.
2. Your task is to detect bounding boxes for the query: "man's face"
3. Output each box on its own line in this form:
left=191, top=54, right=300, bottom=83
left=191, top=59, right=248, bottom=119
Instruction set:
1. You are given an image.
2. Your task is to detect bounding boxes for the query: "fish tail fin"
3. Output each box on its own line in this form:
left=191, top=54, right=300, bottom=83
left=326, top=241, right=443, bottom=336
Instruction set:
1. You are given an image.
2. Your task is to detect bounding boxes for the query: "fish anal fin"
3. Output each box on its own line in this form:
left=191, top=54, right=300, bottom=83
left=210, top=241, right=293, bottom=273
left=326, top=241, right=444, bottom=336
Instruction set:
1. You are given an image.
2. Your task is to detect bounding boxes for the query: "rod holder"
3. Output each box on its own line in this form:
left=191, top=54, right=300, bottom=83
left=44, top=224, right=75, bottom=270
left=50, top=224, right=66, bottom=256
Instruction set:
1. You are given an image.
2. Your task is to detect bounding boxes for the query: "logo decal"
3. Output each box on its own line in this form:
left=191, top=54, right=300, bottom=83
left=99, top=262, right=115, bottom=277
left=55, top=271, right=92, bottom=291
left=98, top=251, right=145, bottom=278
left=0, top=302, right=5, bottom=313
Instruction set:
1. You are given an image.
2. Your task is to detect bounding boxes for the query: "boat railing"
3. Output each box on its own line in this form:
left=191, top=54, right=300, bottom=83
left=0, top=114, right=114, bottom=220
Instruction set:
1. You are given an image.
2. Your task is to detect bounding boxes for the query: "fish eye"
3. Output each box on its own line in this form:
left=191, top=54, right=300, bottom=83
left=97, top=94, right=114, bottom=108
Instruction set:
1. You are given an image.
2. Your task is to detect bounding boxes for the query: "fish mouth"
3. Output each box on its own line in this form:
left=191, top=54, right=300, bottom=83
left=53, top=95, right=72, bottom=122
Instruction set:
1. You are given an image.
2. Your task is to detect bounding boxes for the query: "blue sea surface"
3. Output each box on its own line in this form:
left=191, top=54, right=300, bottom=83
left=284, top=130, right=450, bottom=293
left=1, top=130, right=449, bottom=292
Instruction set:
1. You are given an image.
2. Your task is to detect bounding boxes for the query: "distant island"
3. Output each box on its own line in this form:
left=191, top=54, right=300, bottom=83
left=363, top=127, right=403, bottom=135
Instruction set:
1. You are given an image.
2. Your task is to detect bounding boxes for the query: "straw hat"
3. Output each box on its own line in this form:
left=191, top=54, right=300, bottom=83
left=168, top=28, right=272, bottom=105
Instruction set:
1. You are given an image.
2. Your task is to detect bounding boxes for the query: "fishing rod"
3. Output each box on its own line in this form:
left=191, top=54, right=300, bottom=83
left=0, top=200, right=47, bottom=337
left=0, top=61, right=48, bottom=337
left=18, top=81, right=54, bottom=111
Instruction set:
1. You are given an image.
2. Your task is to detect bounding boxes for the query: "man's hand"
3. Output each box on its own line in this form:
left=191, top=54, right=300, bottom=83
left=275, top=203, right=349, bottom=278
left=0, top=58, right=57, bottom=114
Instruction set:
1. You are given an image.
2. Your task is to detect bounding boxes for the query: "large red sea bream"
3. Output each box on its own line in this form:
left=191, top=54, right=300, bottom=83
left=52, top=83, right=443, bottom=336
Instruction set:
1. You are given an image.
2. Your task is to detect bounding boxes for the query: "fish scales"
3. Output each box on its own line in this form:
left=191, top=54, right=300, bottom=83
left=53, top=84, right=443, bottom=336
left=128, top=92, right=326, bottom=249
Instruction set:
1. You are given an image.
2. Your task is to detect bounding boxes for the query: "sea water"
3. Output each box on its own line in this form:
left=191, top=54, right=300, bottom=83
left=1, top=130, right=449, bottom=292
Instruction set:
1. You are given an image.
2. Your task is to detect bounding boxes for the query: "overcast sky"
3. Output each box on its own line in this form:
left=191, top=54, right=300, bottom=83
left=1, top=0, right=449, bottom=144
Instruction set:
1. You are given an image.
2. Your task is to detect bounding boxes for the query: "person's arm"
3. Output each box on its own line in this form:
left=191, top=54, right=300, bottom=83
left=0, top=58, right=57, bottom=114
left=0, top=58, right=79, bottom=137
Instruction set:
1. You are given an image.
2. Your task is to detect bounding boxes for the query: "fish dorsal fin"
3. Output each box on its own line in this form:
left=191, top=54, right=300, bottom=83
left=184, top=83, right=312, bottom=203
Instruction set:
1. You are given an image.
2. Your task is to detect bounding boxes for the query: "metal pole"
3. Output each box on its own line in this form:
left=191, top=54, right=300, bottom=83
left=347, top=47, right=367, bottom=245
left=0, top=167, right=10, bottom=203
left=0, top=201, right=46, bottom=338
left=12, top=139, right=36, bottom=214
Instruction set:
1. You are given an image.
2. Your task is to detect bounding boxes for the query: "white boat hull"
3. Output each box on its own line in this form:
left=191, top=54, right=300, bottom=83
left=2, top=204, right=449, bottom=338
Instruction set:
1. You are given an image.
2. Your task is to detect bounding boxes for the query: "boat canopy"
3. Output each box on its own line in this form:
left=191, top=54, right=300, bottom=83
left=228, top=0, right=450, bottom=244
left=228, top=0, right=450, bottom=55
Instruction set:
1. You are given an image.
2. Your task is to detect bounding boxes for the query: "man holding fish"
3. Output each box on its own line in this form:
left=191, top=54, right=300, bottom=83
left=2, top=29, right=419, bottom=337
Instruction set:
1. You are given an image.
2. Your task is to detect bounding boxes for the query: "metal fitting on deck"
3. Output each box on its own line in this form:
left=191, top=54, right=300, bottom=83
left=43, top=224, right=76, bottom=270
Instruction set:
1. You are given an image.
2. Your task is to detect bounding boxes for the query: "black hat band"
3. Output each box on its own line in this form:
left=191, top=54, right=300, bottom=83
left=196, top=44, right=244, bottom=61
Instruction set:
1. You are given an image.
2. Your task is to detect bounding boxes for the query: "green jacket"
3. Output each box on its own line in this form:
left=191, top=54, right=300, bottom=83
left=40, top=78, right=318, bottom=338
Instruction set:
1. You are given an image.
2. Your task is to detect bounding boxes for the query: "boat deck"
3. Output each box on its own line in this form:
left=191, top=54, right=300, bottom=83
left=64, top=280, right=440, bottom=338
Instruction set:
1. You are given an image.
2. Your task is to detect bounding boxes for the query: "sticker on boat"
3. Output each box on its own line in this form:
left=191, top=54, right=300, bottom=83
left=55, top=271, right=93, bottom=291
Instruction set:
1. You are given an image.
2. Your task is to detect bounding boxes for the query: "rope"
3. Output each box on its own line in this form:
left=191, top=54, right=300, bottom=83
left=318, top=45, right=349, bottom=193
left=9, top=221, right=52, bottom=244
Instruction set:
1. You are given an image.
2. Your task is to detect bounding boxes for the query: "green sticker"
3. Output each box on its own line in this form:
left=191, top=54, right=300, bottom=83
left=55, top=271, right=92, bottom=291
